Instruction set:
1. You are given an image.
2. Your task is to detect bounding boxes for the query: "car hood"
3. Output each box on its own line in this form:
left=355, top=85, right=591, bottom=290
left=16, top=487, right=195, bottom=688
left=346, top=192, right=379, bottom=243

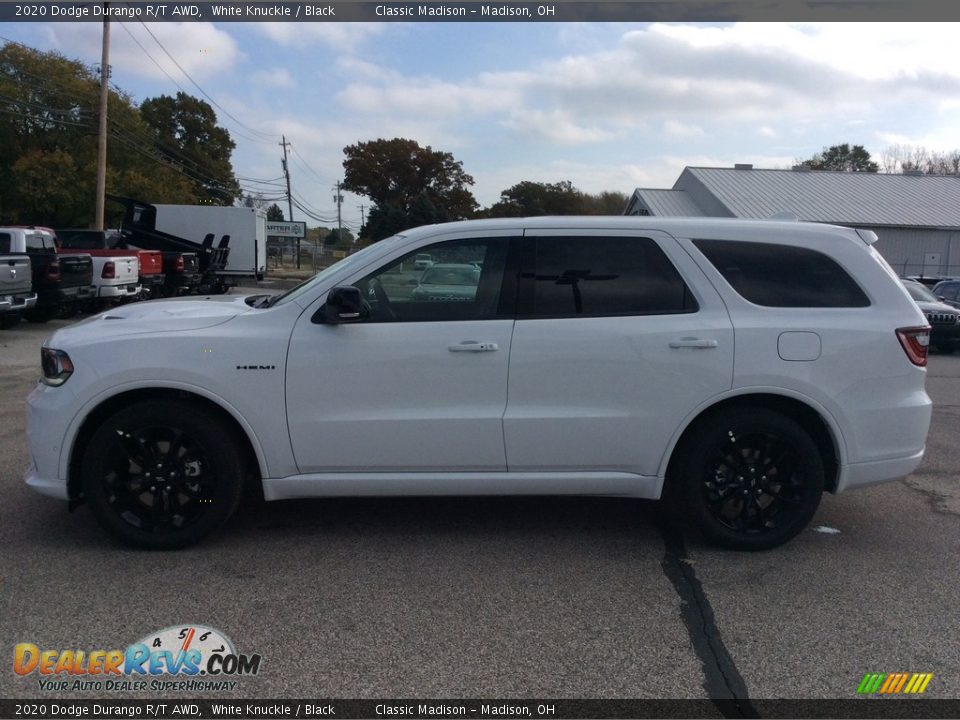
left=50, top=295, right=255, bottom=344
left=914, top=299, right=959, bottom=314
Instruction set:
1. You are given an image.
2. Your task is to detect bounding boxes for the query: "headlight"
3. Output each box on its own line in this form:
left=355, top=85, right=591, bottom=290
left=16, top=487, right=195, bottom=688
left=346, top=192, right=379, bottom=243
left=40, top=348, right=74, bottom=386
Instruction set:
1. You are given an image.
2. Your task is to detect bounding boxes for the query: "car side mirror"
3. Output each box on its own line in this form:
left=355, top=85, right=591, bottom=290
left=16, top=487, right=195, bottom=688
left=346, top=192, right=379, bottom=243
left=313, top=286, right=363, bottom=324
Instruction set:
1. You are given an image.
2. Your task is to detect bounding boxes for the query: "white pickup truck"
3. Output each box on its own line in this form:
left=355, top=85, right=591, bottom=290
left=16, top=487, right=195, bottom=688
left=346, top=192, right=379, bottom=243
left=29, top=228, right=141, bottom=310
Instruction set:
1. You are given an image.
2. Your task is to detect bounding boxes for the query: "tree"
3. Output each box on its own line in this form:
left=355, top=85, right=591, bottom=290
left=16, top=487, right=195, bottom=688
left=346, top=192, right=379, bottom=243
left=0, top=43, right=200, bottom=226
left=266, top=203, right=285, bottom=221
left=798, top=143, right=878, bottom=172
left=880, top=144, right=960, bottom=175
left=342, top=138, right=478, bottom=240
left=324, top=227, right=355, bottom=245
left=482, top=182, right=629, bottom=218
left=140, top=92, right=240, bottom=205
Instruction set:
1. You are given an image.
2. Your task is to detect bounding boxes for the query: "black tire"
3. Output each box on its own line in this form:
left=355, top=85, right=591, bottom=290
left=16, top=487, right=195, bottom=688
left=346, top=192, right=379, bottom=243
left=0, top=312, right=21, bottom=329
left=81, top=400, right=245, bottom=549
left=670, top=407, right=824, bottom=551
left=24, top=306, right=53, bottom=323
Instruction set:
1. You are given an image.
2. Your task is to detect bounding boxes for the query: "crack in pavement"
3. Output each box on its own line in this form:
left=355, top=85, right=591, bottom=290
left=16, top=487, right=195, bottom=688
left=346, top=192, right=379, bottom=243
left=657, top=517, right=760, bottom=719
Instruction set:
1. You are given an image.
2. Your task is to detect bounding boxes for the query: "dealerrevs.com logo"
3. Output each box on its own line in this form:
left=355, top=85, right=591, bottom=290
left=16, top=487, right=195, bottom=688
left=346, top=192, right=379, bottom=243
left=13, top=625, right=262, bottom=693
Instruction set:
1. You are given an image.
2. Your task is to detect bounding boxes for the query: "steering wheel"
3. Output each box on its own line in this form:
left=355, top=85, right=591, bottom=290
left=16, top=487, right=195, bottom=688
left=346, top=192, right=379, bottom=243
left=369, top=278, right=397, bottom=321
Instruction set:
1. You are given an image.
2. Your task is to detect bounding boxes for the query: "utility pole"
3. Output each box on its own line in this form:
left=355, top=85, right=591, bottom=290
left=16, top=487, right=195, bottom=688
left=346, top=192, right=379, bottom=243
left=358, top=204, right=365, bottom=229
left=333, top=181, right=344, bottom=245
left=94, top=8, right=110, bottom=230
left=279, top=135, right=297, bottom=267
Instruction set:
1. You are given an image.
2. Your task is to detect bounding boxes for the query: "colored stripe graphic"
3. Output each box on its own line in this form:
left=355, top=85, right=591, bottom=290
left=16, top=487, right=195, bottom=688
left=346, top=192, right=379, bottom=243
left=858, top=673, right=932, bottom=695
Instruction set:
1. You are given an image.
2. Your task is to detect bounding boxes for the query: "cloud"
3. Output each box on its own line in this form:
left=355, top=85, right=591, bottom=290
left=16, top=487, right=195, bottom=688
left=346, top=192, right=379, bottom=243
left=42, top=22, right=239, bottom=84
left=254, top=22, right=384, bottom=52
left=251, top=68, right=296, bottom=89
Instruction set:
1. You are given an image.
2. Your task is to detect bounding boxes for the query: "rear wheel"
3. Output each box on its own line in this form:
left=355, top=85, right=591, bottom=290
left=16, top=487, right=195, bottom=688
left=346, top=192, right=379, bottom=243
left=671, top=407, right=824, bottom=550
left=24, top=306, right=54, bottom=323
left=81, top=400, right=245, bottom=549
left=0, top=312, right=21, bottom=329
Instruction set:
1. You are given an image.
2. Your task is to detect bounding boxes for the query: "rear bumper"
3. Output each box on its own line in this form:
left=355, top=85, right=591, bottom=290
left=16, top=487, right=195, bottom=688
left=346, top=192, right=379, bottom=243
left=37, top=284, right=94, bottom=308
left=97, top=283, right=141, bottom=299
left=836, top=448, right=926, bottom=493
left=0, top=292, right=37, bottom=313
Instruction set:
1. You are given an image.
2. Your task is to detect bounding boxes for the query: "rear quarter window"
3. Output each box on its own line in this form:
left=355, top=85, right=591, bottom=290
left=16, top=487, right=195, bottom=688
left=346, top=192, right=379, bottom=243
left=693, top=239, right=870, bottom=308
left=0, top=233, right=10, bottom=253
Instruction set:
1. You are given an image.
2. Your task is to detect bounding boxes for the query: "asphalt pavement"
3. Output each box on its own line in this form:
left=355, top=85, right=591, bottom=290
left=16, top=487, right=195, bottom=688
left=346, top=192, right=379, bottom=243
left=1, top=316, right=958, bottom=708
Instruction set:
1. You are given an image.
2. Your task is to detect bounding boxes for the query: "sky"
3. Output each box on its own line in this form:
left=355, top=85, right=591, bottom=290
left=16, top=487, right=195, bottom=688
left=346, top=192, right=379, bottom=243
left=2, top=20, right=959, bottom=234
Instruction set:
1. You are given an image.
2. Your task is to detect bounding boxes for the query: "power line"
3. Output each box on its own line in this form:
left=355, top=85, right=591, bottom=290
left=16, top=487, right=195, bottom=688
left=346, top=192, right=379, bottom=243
left=135, top=20, right=280, bottom=145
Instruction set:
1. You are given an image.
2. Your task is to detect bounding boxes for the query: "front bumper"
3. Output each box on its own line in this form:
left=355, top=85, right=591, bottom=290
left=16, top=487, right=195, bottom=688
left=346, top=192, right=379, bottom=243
left=24, top=461, right=68, bottom=501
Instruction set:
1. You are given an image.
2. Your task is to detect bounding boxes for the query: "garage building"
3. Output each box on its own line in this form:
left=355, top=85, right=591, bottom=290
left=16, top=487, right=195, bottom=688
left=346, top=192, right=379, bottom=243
left=625, top=165, right=960, bottom=278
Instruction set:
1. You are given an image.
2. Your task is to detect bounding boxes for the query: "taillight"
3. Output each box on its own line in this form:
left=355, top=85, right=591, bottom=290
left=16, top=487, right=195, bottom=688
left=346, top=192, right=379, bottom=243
left=176, top=255, right=185, bottom=272
left=101, top=261, right=115, bottom=279
left=896, top=327, right=930, bottom=367
left=45, top=260, right=60, bottom=282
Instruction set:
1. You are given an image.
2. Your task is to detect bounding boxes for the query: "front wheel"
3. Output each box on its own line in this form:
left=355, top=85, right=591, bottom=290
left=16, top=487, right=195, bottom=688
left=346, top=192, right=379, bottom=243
left=671, top=408, right=825, bottom=550
left=81, top=400, right=245, bottom=549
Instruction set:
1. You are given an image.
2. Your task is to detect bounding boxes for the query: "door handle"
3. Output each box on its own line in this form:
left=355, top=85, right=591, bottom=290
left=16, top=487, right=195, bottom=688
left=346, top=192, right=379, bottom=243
left=669, top=338, right=718, bottom=349
left=448, top=341, right=498, bottom=352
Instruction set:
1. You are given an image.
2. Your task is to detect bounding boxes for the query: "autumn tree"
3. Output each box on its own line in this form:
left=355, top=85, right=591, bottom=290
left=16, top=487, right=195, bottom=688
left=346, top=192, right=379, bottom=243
left=797, top=143, right=879, bottom=172
left=342, top=138, right=478, bottom=240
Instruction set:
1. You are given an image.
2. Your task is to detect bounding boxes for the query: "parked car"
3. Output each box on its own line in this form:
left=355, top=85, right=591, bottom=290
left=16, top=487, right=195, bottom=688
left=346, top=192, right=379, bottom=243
left=931, top=279, right=960, bottom=310
left=901, top=278, right=960, bottom=353
left=413, top=253, right=433, bottom=270
left=0, top=226, right=94, bottom=322
left=0, top=231, right=36, bottom=328
left=411, top=263, right=482, bottom=302
left=26, top=217, right=932, bottom=551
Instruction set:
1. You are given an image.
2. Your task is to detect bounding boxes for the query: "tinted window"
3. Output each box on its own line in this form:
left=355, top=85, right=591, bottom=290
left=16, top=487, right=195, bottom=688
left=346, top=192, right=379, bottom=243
left=355, top=238, right=512, bottom=322
left=0, top=233, right=10, bottom=253
left=936, top=283, right=959, bottom=301
left=694, top=239, right=870, bottom=308
left=526, top=236, right=697, bottom=317
left=25, top=233, right=47, bottom=251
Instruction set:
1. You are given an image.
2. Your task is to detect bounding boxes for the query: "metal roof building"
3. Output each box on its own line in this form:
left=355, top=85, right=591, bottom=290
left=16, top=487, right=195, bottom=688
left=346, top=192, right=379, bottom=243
left=625, top=165, right=960, bottom=278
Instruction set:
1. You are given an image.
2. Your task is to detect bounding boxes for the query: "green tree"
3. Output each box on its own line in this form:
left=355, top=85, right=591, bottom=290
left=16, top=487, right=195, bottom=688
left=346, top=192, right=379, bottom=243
left=483, top=182, right=628, bottom=218
left=324, top=227, right=355, bottom=245
left=0, top=43, right=197, bottom=226
left=266, top=203, right=285, bottom=221
left=799, top=143, right=879, bottom=172
left=140, top=92, right=240, bottom=205
left=342, top=138, right=478, bottom=240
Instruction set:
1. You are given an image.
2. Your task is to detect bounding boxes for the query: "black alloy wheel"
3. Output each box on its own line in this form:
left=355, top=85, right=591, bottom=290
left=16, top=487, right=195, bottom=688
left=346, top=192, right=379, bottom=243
left=81, top=400, right=245, bottom=549
left=674, top=408, right=825, bottom=550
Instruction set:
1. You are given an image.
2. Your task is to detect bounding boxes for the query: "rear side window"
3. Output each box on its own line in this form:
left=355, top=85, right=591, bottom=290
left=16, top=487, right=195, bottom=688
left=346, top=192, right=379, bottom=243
left=525, top=236, right=698, bottom=317
left=936, top=283, right=959, bottom=301
left=0, top=233, right=10, bottom=253
left=25, top=233, right=47, bottom=251
left=693, top=239, right=870, bottom=308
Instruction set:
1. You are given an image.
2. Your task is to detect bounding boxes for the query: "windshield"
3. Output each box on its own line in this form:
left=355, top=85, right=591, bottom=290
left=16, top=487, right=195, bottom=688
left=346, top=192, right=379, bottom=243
left=269, top=234, right=406, bottom=307
left=421, top=266, right=480, bottom=286
left=903, top=281, right=938, bottom=303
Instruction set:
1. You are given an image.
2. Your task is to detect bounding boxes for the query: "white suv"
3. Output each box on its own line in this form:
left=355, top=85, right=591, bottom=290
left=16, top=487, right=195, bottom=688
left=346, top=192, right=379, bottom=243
left=25, top=217, right=932, bottom=550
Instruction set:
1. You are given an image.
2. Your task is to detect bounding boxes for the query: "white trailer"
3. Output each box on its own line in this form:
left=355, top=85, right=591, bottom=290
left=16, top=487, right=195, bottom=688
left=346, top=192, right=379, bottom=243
left=151, top=204, right=268, bottom=285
